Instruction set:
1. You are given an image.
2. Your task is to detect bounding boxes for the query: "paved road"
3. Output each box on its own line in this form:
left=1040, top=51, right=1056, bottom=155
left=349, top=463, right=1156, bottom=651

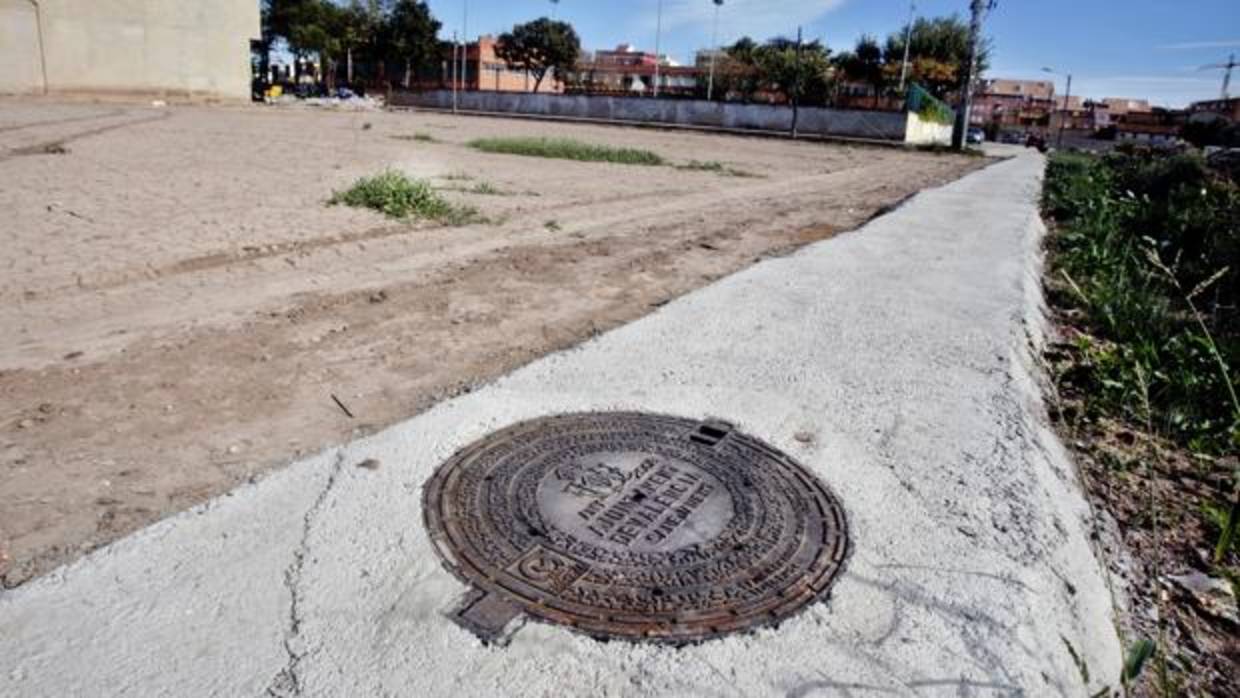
left=0, top=149, right=1120, bottom=697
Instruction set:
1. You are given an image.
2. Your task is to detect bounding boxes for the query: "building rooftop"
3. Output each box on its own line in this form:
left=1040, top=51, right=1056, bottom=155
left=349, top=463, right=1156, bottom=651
left=981, top=79, right=1055, bottom=101
left=1101, top=98, right=1152, bottom=114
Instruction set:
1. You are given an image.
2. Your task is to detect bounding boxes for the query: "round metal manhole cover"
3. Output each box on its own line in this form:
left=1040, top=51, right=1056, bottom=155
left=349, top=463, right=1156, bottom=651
left=423, top=412, right=849, bottom=645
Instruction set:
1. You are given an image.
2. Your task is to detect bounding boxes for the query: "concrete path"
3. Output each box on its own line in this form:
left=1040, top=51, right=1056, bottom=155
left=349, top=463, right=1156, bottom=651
left=0, top=150, right=1121, bottom=697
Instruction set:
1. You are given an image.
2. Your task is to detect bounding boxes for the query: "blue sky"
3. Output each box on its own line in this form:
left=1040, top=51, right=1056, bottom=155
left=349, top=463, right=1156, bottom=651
left=424, top=0, right=1240, bottom=107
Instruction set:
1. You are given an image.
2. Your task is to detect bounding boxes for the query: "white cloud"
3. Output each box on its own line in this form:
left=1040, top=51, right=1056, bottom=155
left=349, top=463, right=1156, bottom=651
left=1156, top=39, right=1240, bottom=51
left=637, top=0, right=848, bottom=44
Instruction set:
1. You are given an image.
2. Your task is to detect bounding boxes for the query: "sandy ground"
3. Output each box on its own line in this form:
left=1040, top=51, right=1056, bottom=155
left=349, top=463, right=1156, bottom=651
left=0, top=99, right=982, bottom=587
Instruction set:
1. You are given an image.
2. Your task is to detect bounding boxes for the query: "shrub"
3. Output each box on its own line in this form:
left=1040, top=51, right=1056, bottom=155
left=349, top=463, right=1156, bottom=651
left=328, top=170, right=478, bottom=223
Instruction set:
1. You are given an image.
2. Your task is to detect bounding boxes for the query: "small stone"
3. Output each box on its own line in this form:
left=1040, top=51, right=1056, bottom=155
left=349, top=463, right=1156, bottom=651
left=794, top=431, right=814, bottom=444
left=227, top=445, right=241, bottom=455
left=16, top=419, right=34, bottom=430
left=356, top=458, right=380, bottom=471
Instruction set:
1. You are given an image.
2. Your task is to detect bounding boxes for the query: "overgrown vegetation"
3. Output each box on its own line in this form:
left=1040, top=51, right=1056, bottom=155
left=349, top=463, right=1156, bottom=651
left=1042, top=147, right=1238, bottom=695
left=328, top=170, right=478, bottom=224
left=468, top=137, right=665, bottom=166
left=1044, top=150, right=1238, bottom=453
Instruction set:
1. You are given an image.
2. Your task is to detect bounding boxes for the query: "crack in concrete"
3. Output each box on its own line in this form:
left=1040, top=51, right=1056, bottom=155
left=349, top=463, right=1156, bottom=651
left=265, top=450, right=346, bottom=697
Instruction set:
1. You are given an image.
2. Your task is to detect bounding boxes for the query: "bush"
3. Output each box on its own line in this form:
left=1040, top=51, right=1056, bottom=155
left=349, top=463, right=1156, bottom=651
left=328, top=170, right=478, bottom=223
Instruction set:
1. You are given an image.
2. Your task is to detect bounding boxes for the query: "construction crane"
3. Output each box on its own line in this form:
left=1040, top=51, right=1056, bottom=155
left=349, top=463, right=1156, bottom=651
left=1200, top=53, right=1236, bottom=100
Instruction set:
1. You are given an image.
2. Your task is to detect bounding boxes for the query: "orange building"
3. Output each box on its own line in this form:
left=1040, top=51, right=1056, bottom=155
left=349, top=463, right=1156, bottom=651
left=442, top=35, right=564, bottom=93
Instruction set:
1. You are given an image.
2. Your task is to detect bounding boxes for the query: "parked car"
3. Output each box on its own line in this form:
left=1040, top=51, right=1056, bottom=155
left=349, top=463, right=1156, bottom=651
left=967, top=127, right=985, bottom=145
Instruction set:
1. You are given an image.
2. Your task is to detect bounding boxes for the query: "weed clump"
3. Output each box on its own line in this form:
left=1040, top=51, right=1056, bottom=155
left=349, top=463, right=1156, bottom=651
left=328, top=170, right=478, bottom=223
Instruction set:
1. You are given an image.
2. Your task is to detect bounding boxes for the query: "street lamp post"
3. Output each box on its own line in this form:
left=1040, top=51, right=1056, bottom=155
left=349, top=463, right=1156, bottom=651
left=898, top=1, right=915, bottom=92
left=707, top=0, right=724, bottom=101
left=1043, top=66, right=1072, bottom=149
left=653, top=0, right=664, bottom=98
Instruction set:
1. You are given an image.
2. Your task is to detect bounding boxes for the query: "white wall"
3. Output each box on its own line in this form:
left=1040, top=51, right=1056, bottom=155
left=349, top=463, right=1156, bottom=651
left=0, top=0, right=260, bottom=100
left=904, top=111, right=954, bottom=146
left=0, top=1, right=43, bottom=94
left=396, top=90, right=914, bottom=142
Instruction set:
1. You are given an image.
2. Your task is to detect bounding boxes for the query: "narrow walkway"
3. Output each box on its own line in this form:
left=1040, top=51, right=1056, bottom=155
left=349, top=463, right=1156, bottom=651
left=0, top=150, right=1120, bottom=697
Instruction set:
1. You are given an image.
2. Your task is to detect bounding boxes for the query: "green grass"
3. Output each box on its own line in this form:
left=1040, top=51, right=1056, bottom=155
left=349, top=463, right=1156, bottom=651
left=328, top=170, right=478, bottom=224
left=392, top=132, right=437, bottom=143
left=438, top=180, right=512, bottom=196
left=675, top=160, right=761, bottom=178
left=468, top=137, right=665, bottom=166
left=467, top=181, right=507, bottom=196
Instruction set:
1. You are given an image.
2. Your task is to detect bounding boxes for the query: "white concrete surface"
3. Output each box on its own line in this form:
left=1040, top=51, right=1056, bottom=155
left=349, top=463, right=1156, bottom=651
left=0, top=150, right=1121, bottom=697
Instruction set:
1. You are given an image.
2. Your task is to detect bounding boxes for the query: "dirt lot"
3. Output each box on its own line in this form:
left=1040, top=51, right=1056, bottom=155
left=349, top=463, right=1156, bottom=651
left=0, top=99, right=984, bottom=587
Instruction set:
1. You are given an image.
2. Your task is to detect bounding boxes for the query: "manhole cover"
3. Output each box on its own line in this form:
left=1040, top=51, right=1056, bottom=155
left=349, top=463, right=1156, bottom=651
left=423, top=412, right=849, bottom=645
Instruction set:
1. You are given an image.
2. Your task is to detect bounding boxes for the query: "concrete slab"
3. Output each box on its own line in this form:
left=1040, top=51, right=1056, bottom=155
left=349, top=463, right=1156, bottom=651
left=0, top=150, right=1121, bottom=697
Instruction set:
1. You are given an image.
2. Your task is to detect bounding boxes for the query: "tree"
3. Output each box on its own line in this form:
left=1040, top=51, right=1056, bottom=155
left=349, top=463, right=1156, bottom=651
left=754, top=37, right=832, bottom=106
left=836, top=35, right=887, bottom=107
left=284, top=1, right=347, bottom=90
left=709, top=36, right=831, bottom=105
left=385, top=0, right=441, bottom=88
left=882, top=15, right=990, bottom=98
left=496, top=18, right=581, bottom=92
left=341, top=0, right=383, bottom=84
left=715, top=37, right=761, bottom=102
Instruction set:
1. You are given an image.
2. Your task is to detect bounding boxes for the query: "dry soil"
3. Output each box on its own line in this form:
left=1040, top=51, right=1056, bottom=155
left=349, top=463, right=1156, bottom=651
left=0, top=99, right=983, bottom=587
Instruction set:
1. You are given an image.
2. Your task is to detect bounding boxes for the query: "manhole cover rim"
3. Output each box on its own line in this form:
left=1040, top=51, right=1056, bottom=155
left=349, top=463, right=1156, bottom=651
left=422, top=411, right=851, bottom=645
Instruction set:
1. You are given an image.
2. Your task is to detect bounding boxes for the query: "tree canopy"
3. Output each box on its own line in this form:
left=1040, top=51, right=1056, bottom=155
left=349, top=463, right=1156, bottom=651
left=383, top=1, right=442, bottom=86
left=496, top=18, right=582, bottom=92
left=705, top=36, right=832, bottom=104
left=261, top=0, right=441, bottom=88
left=834, top=35, right=886, bottom=104
left=882, top=15, right=990, bottom=97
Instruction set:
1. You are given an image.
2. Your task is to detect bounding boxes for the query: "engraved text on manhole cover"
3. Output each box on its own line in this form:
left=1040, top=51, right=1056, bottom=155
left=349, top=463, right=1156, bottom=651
left=422, top=412, right=849, bottom=644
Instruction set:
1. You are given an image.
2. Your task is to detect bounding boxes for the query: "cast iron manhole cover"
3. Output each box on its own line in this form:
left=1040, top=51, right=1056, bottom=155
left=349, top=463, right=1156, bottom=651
left=423, top=412, right=849, bottom=645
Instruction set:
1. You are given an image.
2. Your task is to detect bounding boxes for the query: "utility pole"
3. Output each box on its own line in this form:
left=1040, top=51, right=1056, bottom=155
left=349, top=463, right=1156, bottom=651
left=791, top=26, right=803, bottom=139
left=451, top=30, right=459, bottom=113
left=952, top=0, right=988, bottom=150
left=459, top=0, right=469, bottom=94
left=898, top=1, right=915, bottom=92
left=707, top=0, right=724, bottom=101
left=653, top=0, right=664, bottom=97
left=1044, top=67, right=1072, bottom=149
left=1061, top=73, right=1072, bottom=148
left=551, top=0, right=560, bottom=20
